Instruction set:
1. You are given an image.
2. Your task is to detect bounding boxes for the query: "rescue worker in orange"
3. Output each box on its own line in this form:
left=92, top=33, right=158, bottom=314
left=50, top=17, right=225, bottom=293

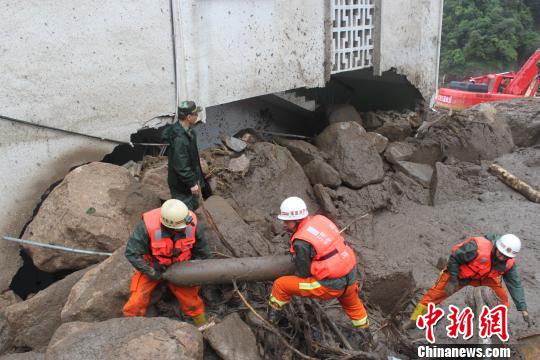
left=123, top=199, right=210, bottom=326
left=268, top=196, right=369, bottom=329
left=405, top=234, right=531, bottom=329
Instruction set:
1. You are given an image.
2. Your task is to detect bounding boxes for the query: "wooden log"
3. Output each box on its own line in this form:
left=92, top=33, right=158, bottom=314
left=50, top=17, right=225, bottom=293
left=488, top=164, right=540, bottom=203
left=162, top=255, right=295, bottom=286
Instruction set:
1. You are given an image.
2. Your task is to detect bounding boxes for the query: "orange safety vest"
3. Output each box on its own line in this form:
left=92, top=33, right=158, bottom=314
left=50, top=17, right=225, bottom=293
left=142, top=208, right=197, bottom=266
left=451, top=236, right=514, bottom=280
left=290, top=215, right=356, bottom=280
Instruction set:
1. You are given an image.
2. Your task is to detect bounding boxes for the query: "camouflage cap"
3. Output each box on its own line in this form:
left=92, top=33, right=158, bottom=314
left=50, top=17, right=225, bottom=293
left=178, top=100, right=202, bottom=116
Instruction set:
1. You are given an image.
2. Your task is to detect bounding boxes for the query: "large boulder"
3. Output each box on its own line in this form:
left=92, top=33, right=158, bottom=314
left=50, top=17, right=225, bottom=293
left=45, top=317, right=202, bottom=360
left=302, top=159, right=341, bottom=188
left=202, top=196, right=272, bottom=257
left=315, top=122, right=384, bottom=188
left=326, top=104, right=363, bottom=125
left=0, top=243, right=21, bottom=294
left=0, top=268, right=88, bottom=353
left=363, top=111, right=415, bottom=141
left=61, top=247, right=131, bottom=323
left=418, top=103, right=514, bottom=162
left=430, top=162, right=470, bottom=206
left=365, top=132, right=389, bottom=154
left=204, top=313, right=260, bottom=360
left=22, top=162, right=160, bottom=272
left=384, top=142, right=415, bottom=165
left=225, top=142, right=316, bottom=224
left=0, top=352, right=44, bottom=360
left=394, top=161, right=434, bottom=188
left=489, top=98, right=540, bottom=147
left=0, top=291, right=21, bottom=310
left=274, top=138, right=325, bottom=166
left=140, top=157, right=171, bottom=200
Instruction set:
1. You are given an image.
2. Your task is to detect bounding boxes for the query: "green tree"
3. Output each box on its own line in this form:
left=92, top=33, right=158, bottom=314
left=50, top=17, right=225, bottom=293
left=441, top=0, right=539, bottom=80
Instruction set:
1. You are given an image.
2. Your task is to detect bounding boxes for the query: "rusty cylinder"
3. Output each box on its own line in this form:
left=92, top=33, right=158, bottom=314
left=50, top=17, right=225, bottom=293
left=162, top=255, right=296, bottom=286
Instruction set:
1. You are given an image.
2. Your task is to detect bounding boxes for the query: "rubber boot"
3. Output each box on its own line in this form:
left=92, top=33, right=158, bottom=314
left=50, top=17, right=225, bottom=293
left=192, top=313, right=207, bottom=326
left=410, top=303, right=427, bottom=321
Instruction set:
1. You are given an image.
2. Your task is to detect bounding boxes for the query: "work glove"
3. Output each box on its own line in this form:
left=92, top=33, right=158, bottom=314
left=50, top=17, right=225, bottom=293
left=522, top=311, right=533, bottom=328
left=444, top=277, right=460, bottom=295
left=146, top=267, right=163, bottom=281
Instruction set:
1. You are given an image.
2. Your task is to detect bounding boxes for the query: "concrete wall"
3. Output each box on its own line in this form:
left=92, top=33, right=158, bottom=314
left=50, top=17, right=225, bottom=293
left=374, top=0, right=444, bottom=102
left=175, top=0, right=328, bottom=108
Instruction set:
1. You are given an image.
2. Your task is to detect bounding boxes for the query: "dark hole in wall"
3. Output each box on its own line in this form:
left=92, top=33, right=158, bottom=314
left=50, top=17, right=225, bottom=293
left=10, top=250, right=73, bottom=299
left=102, top=126, right=166, bottom=165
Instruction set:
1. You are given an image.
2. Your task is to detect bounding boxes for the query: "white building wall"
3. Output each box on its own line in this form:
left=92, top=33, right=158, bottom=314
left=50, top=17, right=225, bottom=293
left=374, top=0, right=444, bottom=101
left=175, top=0, right=329, bottom=108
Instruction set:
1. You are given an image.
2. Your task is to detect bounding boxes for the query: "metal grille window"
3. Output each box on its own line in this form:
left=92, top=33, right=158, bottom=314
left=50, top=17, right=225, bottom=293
left=331, top=0, right=375, bottom=73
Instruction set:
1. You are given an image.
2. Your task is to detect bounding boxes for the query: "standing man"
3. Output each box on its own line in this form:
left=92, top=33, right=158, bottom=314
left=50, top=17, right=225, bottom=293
left=123, top=199, right=210, bottom=326
left=405, top=234, right=531, bottom=329
left=268, top=197, right=369, bottom=329
left=162, top=100, right=209, bottom=210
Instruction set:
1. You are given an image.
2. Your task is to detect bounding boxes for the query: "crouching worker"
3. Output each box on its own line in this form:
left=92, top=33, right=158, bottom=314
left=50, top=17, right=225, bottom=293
left=405, top=234, right=531, bottom=330
left=123, top=199, right=210, bottom=326
left=268, top=197, right=369, bottom=329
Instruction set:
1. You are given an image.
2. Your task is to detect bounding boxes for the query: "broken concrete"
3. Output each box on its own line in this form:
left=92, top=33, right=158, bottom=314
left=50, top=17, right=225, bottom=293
left=45, top=317, right=202, bottom=360
left=302, top=159, right=341, bottom=188
left=384, top=142, right=416, bottom=165
left=316, top=122, right=384, bottom=188
left=203, top=196, right=272, bottom=257
left=61, top=247, right=131, bottom=323
left=419, top=103, right=514, bottom=162
left=22, top=162, right=160, bottom=272
left=0, top=268, right=88, bottom=353
left=222, top=136, right=247, bottom=153
left=274, top=138, right=325, bottom=166
left=365, top=132, right=389, bottom=154
left=395, top=161, right=433, bottom=188
left=204, top=313, right=260, bottom=360
left=326, top=104, right=363, bottom=125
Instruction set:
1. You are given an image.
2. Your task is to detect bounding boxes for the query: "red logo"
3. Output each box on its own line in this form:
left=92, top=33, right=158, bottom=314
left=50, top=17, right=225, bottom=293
left=446, top=305, right=474, bottom=340
left=416, top=303, right=445, bottom=343
left=479, top=305, right=509, bottom=342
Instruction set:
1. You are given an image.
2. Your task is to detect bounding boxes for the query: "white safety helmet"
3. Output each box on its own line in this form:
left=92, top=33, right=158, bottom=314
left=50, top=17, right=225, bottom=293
left=277, top=197, right=309, bottom=221
left=160, top=199, right=190, bottom=229
left=496, top=234, right=521, bottom=258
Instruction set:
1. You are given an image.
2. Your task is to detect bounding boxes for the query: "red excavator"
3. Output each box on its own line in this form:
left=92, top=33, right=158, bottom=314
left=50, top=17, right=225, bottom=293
left=435, top=49, right=540, bottom=110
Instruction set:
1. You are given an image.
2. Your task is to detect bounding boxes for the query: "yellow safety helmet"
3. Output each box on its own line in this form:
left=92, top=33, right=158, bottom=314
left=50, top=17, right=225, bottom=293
left=160, top=199, right=190, bottom=229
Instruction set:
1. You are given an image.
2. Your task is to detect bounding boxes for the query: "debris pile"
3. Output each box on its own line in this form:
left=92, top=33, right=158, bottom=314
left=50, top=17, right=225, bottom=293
left=1, top=99, right=539, bottom=359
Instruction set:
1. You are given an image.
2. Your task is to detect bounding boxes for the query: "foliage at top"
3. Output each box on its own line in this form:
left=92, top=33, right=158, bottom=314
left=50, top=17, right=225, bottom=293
left=441, top=0, right=540, bottom=80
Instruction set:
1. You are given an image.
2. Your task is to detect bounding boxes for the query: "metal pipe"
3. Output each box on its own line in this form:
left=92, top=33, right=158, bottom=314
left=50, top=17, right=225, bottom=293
left=1, top=236, right=112, bottom=257
left=163, top=255, right=295, bottom=286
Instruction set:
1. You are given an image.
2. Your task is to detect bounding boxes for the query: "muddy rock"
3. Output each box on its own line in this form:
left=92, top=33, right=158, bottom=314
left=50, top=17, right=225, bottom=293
left=61, top=247, right=131, bottom=323
left=303, top=159, right=341, bottom=188
left=430, top=162, right=470, bottom=206
left=365, top=132, right=389, bottom=154
left=488, top=98, right=540, bottom=147
left=384, top=142, right=416, bottom=164
left=228, top=154, right=250, bottom=174
left=222, top=135, right=247, bottom=153
left=316, top=122, right=384, bottom=188
left=0, top=268, right=88, bottom=353
left=203, top=196, right=272, bottom=257
left=0, top=352, right=44, bottom=360
left=204, top=313, right=260, bottom=360
left=395, top=161, right=433, bottom=188
left=224, top=142, right=316, bottom=224
left=313, top=184, right=338, bottom=218
left=22, top=162, right=160, bottom=272
left=419, top=103, right=514, bottom=162
left=326, top=104, right=363, bottom=125
left=0, top=292, right=21, bottom=310
left=45, top=317, right=202, bottom=360
left=409, top=139, right=443, bottom=165
left=368, top=111, right=413, bottom=141
left=388, top=172, right=431, bottom=206
left=274, top=138, right=325, bottom=166
left=0, top=244, right=21, bottom=295
left=140, top=158, right=171, bottom=200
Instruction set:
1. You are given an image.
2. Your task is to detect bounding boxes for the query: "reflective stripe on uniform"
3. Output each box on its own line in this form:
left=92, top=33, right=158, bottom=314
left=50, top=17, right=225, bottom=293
left=269, top=296, right=288, bottom=307
left=351, top=316, right=369, bottom=327
left=298, top=281, right=321, bottom=290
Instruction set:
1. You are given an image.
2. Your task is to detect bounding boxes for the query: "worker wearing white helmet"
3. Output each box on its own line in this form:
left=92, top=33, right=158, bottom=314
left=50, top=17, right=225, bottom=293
left=268, top=197, right=370, bottom=330
left=405, top=233, right=531, bottom=330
